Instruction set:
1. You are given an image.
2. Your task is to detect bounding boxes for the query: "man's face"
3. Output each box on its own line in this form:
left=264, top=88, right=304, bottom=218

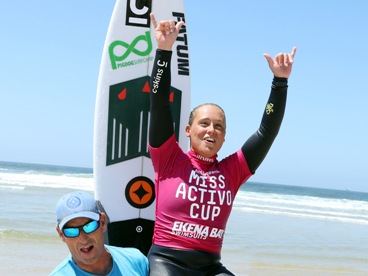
left=56, top=214, right=108, bottom=272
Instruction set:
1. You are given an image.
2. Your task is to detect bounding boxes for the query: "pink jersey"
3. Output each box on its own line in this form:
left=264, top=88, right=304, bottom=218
left=149, top=135, right=252, bottom=254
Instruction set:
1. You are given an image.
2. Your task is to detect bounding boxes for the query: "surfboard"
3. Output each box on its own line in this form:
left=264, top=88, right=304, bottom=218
left=93, top=0, right=190, bottom=255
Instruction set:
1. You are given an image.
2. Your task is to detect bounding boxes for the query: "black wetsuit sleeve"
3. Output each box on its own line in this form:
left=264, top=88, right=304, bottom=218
left=242, top=77, right=288, bottom=173
left=149, top=49, right=175, bottom=148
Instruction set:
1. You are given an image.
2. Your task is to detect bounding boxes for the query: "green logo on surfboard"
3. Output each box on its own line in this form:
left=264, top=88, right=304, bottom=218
left=106, top=77, right=182, bottom=166
left=109, top=31, right=153, bottom=70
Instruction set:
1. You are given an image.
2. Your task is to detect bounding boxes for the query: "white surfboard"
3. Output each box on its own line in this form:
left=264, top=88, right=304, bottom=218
left=93, top=0, right=190, bottom=255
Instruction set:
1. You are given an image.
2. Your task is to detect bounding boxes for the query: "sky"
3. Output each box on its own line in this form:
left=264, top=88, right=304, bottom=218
left=1, top=1, right=367, bottom=193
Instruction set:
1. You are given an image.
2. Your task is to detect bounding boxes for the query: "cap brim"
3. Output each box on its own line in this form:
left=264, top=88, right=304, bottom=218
left=58, top=211, right=100, bottom=230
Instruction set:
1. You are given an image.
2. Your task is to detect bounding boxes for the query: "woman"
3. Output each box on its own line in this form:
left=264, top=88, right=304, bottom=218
left=148, top=13, right=296, bottom=275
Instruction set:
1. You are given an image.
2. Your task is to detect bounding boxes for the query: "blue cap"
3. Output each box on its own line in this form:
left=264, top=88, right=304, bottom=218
left=56, top=191, right=100, bottom=230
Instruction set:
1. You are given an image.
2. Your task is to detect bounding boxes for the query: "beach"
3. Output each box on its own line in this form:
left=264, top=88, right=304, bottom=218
left=1, top=161, right=367, bottom=275
left=2, top=206, right=367, bottom=275
left=222, top=211, right=368, bottom=275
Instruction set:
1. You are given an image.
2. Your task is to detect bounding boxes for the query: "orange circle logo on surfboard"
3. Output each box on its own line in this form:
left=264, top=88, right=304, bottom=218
left=125, top=176, right=155, bottom=208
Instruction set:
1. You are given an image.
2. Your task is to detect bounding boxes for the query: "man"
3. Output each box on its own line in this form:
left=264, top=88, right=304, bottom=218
left=50, top=191, right=149, bottom=275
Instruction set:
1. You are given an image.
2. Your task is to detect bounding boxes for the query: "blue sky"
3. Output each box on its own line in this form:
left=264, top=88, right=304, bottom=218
left=1, top=1, right=367, bottom=193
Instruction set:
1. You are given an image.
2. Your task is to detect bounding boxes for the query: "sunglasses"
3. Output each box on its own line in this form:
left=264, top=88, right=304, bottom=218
left=62, top=220, right=100, bottom=238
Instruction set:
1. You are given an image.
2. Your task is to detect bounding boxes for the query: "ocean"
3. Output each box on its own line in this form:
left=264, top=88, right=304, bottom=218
left=0, top=160, right=367, bottom=275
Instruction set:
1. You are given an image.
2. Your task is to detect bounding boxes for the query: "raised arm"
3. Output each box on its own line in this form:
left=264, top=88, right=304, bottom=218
left=242, top=47, right=297, bottom=173
left=149, top=14, right=185, bottom=148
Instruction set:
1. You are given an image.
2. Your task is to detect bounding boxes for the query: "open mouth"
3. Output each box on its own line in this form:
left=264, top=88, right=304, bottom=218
left=205, top=137, right=215, bottom=143
left=80, top=245, right=94, bottom=253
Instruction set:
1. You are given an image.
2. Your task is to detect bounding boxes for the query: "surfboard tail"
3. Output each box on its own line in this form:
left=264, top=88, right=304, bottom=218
left=107, top=219, right=154, bottom=256
left=97, top=199, right=153, bottom=256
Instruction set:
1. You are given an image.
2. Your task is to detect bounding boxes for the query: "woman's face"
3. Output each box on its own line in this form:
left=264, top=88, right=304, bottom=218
left=186, top=104, right=226, bottom=158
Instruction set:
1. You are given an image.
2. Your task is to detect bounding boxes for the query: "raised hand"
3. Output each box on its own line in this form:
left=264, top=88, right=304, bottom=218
left=264, top=47, right=297, bottom=78
left=150, top=13, right=184, bottom=51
